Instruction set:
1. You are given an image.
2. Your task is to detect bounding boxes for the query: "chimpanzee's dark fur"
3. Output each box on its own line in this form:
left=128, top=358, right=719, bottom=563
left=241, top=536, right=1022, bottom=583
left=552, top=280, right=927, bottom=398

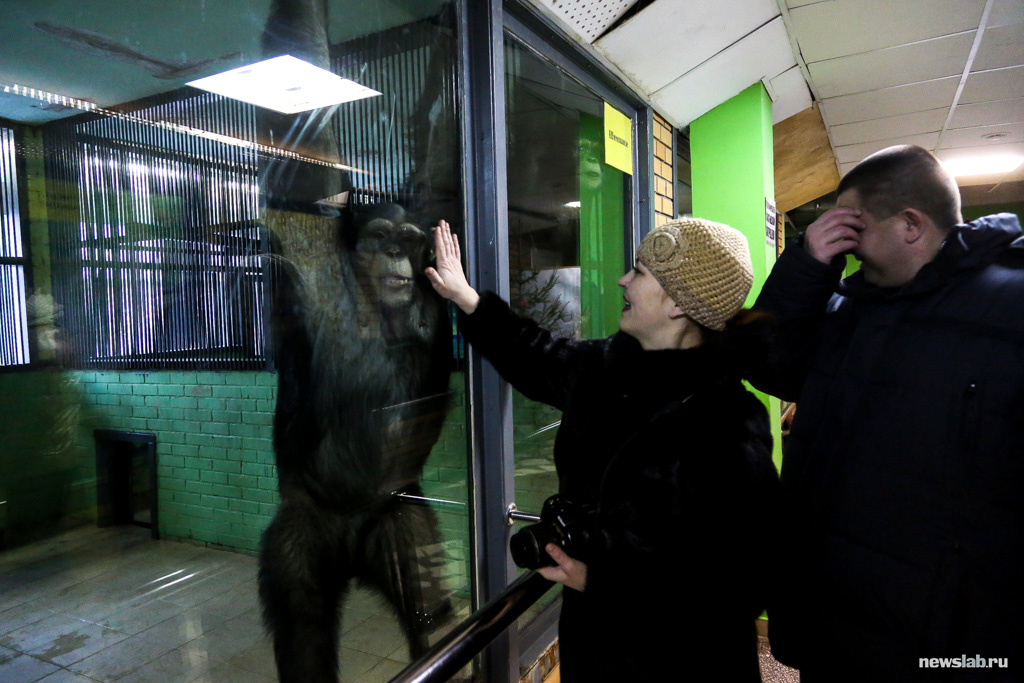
left=255, top=2, right=457, bottom=679
left=259, top=202, right=453, bottom=683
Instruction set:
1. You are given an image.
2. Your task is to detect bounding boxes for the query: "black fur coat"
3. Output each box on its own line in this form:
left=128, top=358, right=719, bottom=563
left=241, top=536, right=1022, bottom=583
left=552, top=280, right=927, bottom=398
left=461, top=292, right=781, bottom=682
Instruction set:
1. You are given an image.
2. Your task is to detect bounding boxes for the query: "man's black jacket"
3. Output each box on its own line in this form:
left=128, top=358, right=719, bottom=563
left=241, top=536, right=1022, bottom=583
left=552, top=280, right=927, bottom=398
left=752, top=213, right=1024, bottom=680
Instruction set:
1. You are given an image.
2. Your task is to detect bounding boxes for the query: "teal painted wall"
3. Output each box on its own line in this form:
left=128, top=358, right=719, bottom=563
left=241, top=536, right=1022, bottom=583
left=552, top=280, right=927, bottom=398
left=688, top=83, right=783, bottom=470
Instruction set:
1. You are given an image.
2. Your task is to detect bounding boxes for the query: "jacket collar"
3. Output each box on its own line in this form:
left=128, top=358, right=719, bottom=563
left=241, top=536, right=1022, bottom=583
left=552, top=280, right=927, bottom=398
left=605, top=332, right=729, bottom=402
left=839, top=212, right=1023, bottom=301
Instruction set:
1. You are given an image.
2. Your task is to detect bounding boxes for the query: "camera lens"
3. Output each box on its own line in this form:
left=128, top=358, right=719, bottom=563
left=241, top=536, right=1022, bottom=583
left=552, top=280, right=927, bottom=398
left=510, top=523, right=557, bottom=569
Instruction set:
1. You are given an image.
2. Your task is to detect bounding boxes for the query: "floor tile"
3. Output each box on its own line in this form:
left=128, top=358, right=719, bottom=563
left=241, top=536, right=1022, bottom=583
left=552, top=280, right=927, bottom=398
left=98, top=598, right=186, bottom=635
left=0, top=613, right=93, bottom=655
left=68, top=633, right=176, bottom=681
left=27, top=621, right=130, bottom=666
left=0, top=602, right=58, bottom=637
left=115, top=647, right=212, bottom=683
left=197, top=661, right=276, bottom=683
left=0, top=651, right=61, bottom=683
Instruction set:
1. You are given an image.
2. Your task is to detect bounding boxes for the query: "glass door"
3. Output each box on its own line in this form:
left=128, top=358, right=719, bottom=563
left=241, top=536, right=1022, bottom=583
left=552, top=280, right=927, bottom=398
left=502, top=25, right=633, bottom=642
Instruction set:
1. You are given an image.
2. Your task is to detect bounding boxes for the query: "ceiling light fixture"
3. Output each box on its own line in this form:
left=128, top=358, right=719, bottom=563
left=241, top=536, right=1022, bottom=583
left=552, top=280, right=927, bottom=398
left=564, top=201, right=581, bottom=208
left=940, top=154, right=1024, bottom=177
left=187, top=55, right=381, bottom=114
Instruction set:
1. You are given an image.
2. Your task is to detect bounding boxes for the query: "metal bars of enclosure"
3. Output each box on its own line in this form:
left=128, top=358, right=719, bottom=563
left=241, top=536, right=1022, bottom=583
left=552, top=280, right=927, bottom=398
left=0, top=126, right=29, bottom=368
left=332, top=17, right=460, bottom=212
left=45, top=91, right=265, bottom=370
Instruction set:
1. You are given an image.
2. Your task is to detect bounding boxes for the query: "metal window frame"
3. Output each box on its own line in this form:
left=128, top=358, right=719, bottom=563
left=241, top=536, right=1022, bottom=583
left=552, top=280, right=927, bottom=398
left=458, top=2, right=654, bottom=680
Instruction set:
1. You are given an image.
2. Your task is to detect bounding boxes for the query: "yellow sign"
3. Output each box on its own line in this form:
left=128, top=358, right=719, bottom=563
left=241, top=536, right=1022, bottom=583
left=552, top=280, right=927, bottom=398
left=603, top=102, right=633, bottom=175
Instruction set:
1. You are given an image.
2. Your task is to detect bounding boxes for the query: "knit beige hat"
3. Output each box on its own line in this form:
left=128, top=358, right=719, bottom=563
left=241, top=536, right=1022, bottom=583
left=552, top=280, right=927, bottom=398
left=637, top=218, right=753, bottom=331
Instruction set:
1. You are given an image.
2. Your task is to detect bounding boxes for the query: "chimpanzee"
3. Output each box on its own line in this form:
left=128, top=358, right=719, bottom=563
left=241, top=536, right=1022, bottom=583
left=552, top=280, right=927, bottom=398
left=259, top=202, right=454, bottom=683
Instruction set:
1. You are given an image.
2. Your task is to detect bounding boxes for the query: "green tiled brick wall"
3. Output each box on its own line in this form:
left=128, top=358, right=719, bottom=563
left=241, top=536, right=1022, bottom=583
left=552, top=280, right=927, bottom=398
left=2, top=365, right=473, bottom=595
left=70, top=370, right=279, bottom=553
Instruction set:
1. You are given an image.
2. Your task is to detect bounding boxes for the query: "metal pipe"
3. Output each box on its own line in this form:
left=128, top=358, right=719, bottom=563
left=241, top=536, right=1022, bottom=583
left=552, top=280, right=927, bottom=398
left=392, top=491, right=467, bottom=510
left=388, top=571, right=554, bottom=683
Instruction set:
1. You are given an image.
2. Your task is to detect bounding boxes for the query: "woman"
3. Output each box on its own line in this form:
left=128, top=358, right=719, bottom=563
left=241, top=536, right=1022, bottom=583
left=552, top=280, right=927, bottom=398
left=426, top=218, right=780, bottom=681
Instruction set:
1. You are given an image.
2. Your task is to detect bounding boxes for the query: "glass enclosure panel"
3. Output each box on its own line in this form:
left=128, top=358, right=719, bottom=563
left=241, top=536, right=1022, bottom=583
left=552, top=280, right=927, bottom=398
left=0, top=2, right=474, bottom=681
left=503, top=30, right=629, bottom=631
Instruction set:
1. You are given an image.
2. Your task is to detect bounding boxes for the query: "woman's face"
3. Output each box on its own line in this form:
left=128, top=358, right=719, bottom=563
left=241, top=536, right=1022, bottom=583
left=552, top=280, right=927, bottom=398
left=617, top=262, right=680, bottom=350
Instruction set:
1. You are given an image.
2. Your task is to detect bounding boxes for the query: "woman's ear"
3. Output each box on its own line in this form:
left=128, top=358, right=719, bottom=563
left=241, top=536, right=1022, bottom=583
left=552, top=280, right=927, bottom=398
left=668, top=304, right=687, bottom=320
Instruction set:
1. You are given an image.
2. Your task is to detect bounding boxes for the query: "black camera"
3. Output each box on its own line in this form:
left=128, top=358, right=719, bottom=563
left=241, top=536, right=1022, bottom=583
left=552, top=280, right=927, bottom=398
left=509, top=494, right=598, bottom=570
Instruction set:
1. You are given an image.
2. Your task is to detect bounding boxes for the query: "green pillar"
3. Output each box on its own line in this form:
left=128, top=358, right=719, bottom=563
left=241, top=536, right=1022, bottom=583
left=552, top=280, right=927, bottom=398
left=690, top=83, right=782, bottom=469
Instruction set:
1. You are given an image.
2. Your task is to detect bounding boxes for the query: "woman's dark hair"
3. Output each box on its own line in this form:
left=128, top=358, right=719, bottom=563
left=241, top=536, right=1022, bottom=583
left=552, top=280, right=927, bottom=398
left=837, top=145, right=962, bottom=229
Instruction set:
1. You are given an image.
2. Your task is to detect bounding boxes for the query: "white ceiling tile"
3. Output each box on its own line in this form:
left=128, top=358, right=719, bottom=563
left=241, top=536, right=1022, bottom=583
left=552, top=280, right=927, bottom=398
left=820, top=77, right=960, bottom=126
left=838, top=161, right=859, bottom=176
left=835, top=132, right=941, bottom=164
left=935, top=140, right=1024, bottom=163
left=960, top=65, right=1024, bottom=103
left=971, top=23, right=1024, bottom=71
left=830, top=108, right=948, bottom=146
left=650, top=18, right=795, bottom=127
left=988, top=0, right=1024, bottom=28
left=593, top=0, right=780, bottom=93
left=533, top=0, right=640, bottom=44
left=789, top=0, right=985, bottom=63
left=769, top=66, right=813, bottom=124
left=939, top=121, right=1024, bottom=149
left=950, top=97, right=1024, bottom=128
left=786, top=0, right=829, bottom=8
left=807, top=32, right=976, bottom=98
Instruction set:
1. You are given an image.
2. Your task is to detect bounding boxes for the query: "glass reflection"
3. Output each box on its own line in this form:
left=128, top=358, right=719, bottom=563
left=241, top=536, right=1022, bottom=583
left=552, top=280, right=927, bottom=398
left=0, top=1, right=471, bottom=681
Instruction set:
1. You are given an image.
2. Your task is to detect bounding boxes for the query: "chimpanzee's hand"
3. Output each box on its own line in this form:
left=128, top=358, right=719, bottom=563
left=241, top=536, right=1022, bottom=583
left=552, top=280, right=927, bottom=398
left=538, top=544, right=587, bottom=592
left=425, top=220, right=481, bottom=314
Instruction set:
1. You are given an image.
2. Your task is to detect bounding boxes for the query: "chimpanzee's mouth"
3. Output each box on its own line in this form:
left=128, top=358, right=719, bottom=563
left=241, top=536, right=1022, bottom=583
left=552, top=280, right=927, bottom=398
left=384, top=275, right=413, bottom=287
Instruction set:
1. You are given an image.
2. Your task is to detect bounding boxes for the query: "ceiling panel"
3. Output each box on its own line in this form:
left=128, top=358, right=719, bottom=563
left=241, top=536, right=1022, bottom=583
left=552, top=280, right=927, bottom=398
left=769, top=66, right=813, bottom=124
left=835, top=132, right=941, bottom=164
left=593, top=0, right=779, bottom=93
left=949, top=97, right=1024, bottom=128
left=988, top=0, right=1024, bottom=27
left=650, top=17, right=794, bottom=127
left=935, top=139, right=1024, bottom=161
left=971, top=23, right=1024, bottom=71
left=788, top=0, right=984, bottom=63
left=807, top=32, right=975, bottom=99
left=785, top=0, right=828, bottom=7
left=939, top=121, right=1024, bottom=149
left=829, top=108, right=948, bottom=147
left=960, top=65, right=1024, bottom=103
left=531, top=0, right=640, bottom=44
left=819, top=77, right=960, bottom=126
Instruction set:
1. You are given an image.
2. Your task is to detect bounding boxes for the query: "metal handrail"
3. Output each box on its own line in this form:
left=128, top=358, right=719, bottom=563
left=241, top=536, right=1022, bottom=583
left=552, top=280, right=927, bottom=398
left=388, top=571, right=555, bottom=683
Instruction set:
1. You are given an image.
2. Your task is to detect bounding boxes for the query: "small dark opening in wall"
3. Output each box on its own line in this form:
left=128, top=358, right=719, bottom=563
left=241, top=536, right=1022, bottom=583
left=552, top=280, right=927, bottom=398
left=94, top=430, right=159, bottom=539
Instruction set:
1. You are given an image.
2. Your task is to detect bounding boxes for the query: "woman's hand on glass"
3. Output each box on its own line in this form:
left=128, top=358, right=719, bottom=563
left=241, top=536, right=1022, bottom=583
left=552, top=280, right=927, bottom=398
left=538, top=543, right=587, bottom=592
left=425, top=220, right=480, bottom=314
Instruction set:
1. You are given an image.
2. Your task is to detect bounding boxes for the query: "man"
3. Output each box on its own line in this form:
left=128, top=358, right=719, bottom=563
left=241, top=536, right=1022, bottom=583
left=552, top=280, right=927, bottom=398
left=753, top=145, right=1023, bottom=681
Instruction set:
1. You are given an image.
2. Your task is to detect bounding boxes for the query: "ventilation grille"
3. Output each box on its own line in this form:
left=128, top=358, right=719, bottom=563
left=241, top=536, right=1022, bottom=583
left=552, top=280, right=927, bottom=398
left=537, top=0, right=640, bottom=44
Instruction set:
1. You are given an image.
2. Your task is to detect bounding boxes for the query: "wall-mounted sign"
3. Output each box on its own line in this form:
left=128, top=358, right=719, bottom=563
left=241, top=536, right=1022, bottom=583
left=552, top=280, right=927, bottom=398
left=604, top=102, right=633, bottom=175
left=765, top=197, right=777, bottom=246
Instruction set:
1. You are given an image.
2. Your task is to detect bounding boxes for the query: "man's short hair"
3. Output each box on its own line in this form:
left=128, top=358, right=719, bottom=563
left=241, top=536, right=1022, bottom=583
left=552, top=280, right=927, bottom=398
left=838, top=145, right=963, bottom=229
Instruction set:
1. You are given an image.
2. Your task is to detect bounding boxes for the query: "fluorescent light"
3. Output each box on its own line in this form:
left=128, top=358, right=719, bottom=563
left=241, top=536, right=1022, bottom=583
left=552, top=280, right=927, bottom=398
left=187, top=55, right=381, bottom=114
left=564, top=201, right=581, bottom=208
left=940, top=154, right=1024, bottom=177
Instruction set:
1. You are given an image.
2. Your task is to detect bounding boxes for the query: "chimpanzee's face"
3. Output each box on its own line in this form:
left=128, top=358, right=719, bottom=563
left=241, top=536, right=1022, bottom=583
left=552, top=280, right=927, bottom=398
left=355, top=217, right=431, bottom=308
